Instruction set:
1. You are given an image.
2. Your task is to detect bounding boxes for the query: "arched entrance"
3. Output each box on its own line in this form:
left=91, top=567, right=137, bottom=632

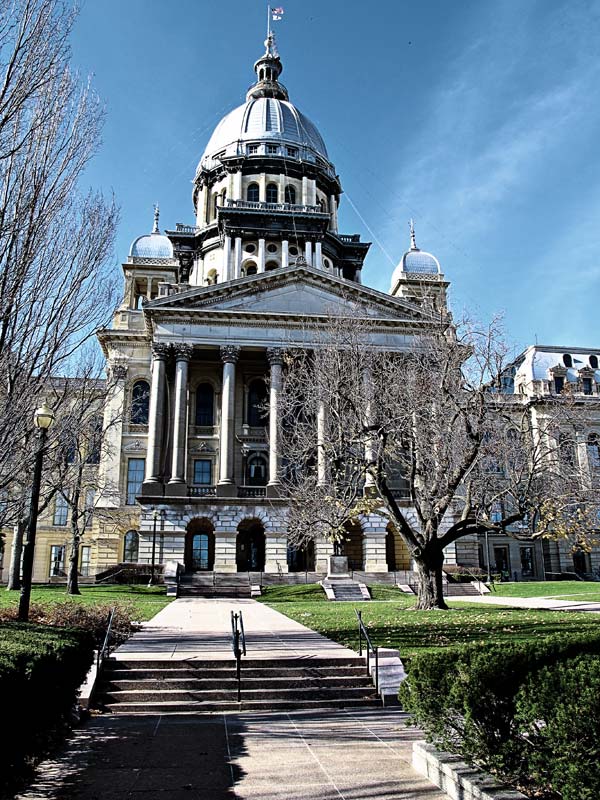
left=184, top=518, right=215, bottom=572
left=288, top=541, right=315, bottom=572
left=386, top=523, right=411, bottom=571
left=237, top=519, right=265, bottom=572
left=341, top=520, right=364, bottom=571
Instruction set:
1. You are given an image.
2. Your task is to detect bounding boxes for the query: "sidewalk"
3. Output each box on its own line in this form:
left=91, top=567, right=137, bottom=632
left=452, top=594, right=600, bottom=612
left=115, top=597, right=359, bottom=661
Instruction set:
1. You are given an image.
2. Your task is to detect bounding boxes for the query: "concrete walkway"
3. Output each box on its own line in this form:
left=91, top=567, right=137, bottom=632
left=15, top=709, right=448, bottom=800
left=115, top=598, right=359, bottom=661
left=453, top=594, right=600, bottom=612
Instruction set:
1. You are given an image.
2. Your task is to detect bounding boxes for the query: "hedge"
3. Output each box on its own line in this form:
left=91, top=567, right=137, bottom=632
left=0, top=622, right=94, bottom=790
left=399, top=631, right=600, bottom=800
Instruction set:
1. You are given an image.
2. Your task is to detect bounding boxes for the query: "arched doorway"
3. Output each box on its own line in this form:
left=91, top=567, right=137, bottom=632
left=185, top=518, right=215, bottom=572
left=237, top=519, right=265, bottom=572
left=341, top=520, right=364, bottom=571
left=288, top=541, right=315, bottom=572
left=386, top=523, right=411, bottom=571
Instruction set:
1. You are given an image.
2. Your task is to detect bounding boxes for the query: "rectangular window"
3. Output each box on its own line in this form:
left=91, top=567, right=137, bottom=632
left=193, top=459, right=212, bottom=486
left=493, top=546, right=510, bottom=577
left=126, top=458, right=145, bottom=505
left=286, top=146, right=298, bottom=158
left=583, top=377, right=593, bottom=395
left=80, top=545, right=91, bottom=577
left=554, top=376, right=564, bottom=394
left=520, top=546, right=534, bottom=577
left=266, top=144, right=278, bottom=154
left=53, top=494, right=68, bottom=526
left=49, top=545, right=65, bottom=577
left=248, top=144, right=258, bottom=154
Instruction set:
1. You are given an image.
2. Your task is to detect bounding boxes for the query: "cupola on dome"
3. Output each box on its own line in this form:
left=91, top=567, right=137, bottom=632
left=129, top=206, right=174, bottom=261
left=390, top=220, right=441, bottom=291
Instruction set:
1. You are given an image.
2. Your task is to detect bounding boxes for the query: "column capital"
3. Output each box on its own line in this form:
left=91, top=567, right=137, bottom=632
left=152, top=342, right=171, bottom=360
left=111, top=362, right=128, bottom=381
left=173, top=343, right=194, bottom=362
left=220, top=344, right=240, bottom=364
left=267, top=347, right=284, bottom=367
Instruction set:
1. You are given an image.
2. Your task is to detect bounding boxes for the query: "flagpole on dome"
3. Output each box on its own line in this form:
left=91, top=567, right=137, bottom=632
left=267, top=4, right=271, bottom=39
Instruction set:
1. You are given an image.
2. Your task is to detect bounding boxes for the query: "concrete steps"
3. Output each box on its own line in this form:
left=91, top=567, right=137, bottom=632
left=98, top=657, right=379, bottom=715
left=444, top=583, right=482, bottom=597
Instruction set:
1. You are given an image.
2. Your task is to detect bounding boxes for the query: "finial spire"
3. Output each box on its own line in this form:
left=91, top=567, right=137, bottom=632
left=409, top=218, right=418, bottom=250
left=152, top=204, right=160, bottom=234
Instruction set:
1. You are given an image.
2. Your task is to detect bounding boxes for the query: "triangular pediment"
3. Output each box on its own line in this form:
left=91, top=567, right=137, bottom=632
left=146, top=266, right=432, bottom=323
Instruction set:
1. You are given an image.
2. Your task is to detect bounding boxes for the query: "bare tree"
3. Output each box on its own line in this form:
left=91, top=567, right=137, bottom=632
left=0, top=0, right=119, bottom=517
left=277, top=309, right=592, bottom=609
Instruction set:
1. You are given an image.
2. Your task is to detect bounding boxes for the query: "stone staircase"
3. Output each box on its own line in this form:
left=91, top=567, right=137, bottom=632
left=329, top=582, right=369, bottom=602
left=98, top=657, right=380, bottom=714
left=177, top=572, right=256, bottom=598
left=444, top=582, right=482, bottom=597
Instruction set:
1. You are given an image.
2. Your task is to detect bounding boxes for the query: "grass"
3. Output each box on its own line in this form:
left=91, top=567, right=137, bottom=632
left=0, top=584, right=173, bottom=621
left=262, top=584, right=600, bottom=659
left=491, top=580, right=600, bottom=601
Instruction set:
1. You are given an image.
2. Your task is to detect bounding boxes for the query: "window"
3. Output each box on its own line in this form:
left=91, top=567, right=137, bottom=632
left=248, top=379, right=268, bottom=426
left=289, top=245, right=299, bottom=256
left=563, top=354, right=573, bottom=368
left=520, top=547, right=534, bottom=577
left=193, top=459, right=212, bottom=486
left=554, top=376, right=564, bottom=394
left=559, top=433, right=576, bottom=468
left=244, top=262, right=257, bottom=276
left=286, top=147, right=298, bottom=158
left=247, top=453, right=267, bottom=486
left=267, top=243, right=277, bottom=253
left=84, top=488, right=95, bottom=518
left=583, top=377, right=593, bottom=395
left=245, top=243, right=256, bottom=253
left=195, top=383, right=214, bottom=426
left=49, top=545, right=65, bottom=577
left=53, top=494, right=68, bottom=526
left=284, top=185, right=296, bottom=204
left=247, top=183, right=259, bottom=202
left=123, top=530, right=139, bottom=562
left=85, top=417, right=103, bottom=464
left=80, top=546, right=91, bottom=577
left=265, top=260, right=278, bottom=271
left=126, top=458, right=145, bottom=505
left=247, top=144, right=258, bottom=154
left=588, top=434, right=600, bottom=472
left=266, top=183, right=278, bottom=203
left=212, top=192, right=218, bottom=219
left=590, top=355, right=599, bottom=369
left=266, top=144, right=278, bottom=155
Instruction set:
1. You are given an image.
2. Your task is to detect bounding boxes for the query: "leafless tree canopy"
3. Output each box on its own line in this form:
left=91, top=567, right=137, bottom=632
left=277, top=307, right=596, bottom=609
left=0, top=0, right=119, bottom=508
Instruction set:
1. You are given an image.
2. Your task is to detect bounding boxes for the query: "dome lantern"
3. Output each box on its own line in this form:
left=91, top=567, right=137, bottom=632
left=247, top=32, right=288, bottom=101
left=129, top=205, right=174, bottom=262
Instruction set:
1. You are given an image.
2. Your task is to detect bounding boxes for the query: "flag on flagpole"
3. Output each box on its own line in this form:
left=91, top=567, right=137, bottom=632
left=272, top=6, right=284, bottom=21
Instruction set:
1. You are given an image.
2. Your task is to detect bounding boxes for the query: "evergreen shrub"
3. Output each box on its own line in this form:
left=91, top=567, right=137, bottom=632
left=399, top=631, right=600, bottom=799
left=0, top=623, right=94, bottom=788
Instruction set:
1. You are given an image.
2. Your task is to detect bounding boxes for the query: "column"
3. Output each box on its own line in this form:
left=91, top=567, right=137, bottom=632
left=234, top=236, right=242, bottom=279
left=302, top=176, right=308, bottom=205
left=267, top=348, right=283, bottom=486
left=329, top=195, right=338, bottom=232
left=202, top=183, right=210, bottom=225
left=218, top=345, right=240, bottom=486
left=315, top=241, right=322, bottom=269
left=145, top=343, right=170, bottom=482
left=317, top=399, right=327, bottom=486
left=308, top=179, right=317, bottom=206
left=282, top=239, right=289, bottom=269
left=258, top=238, right=266, bottom=272
left=223, top=235, right=232, bottom=281
left=259, top=173, right=267, bottom=202
left=363, top=367, right=376, bottom=493
left=196, top=185, right=205, bottom=227
left=169, top=344, right=193, bottom=484
left=233, top=170, right=243, bottom=200
left=305, top=241, right=313, bottom=266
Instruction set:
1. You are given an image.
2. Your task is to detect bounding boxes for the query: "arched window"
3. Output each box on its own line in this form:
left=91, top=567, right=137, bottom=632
left=212, top=192, right=218, bottom=220
left=248, top=379, right=268, bottom=426
left=563, top=354, right=573, bottom=368
left=590, top=355, right=599, bottom=369
left=259, top=69, right=264, bottom=81
left=221, top=188, right=227, bottom=207
left=247, top=453, right=268, bottom=486
left=318, top=198, right=326, bottom=212
left=559, top=432, right=576, bottom=467
left=131, top=380, right=150, bottom=425
left=123, top=530, right=139, bottom=563
left=195, top=383, right=214, bottom=426
left=265, top=260, right=278, bottom=271
left=247, top=183, right=259, bottom=202
left=244, top=261, right=257, bottom=276
left=206, top=268, right=218, bottom=285
left=284, top=185, right=296, bottom=204
left=588, top=434, right=600, bottom=473
left=266, top=183, right=278, bottom=204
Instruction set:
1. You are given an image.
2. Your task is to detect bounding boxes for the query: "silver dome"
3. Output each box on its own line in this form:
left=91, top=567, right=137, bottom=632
left=198, top=97, right=329, bottom=172
left=401, top=250, right=440, bottom=275
left=129, top=232, right=174, bottom=260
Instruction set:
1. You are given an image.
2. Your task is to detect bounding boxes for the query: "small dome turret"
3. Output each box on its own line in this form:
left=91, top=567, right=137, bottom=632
left=129, top=205, right=174, bottom=261
left=390, top=219, right=441, bottom=291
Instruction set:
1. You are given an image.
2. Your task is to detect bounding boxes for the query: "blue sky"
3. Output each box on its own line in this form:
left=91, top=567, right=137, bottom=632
left=71, top=0, right=600, bottom=351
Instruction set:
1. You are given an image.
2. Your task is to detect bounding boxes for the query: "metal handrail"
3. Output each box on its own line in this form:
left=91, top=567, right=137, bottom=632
left=97, top=606, right=116, bottom=671
left=231, top=610, right=246, bottom=702
left=356, top=609, right=379, bottom=693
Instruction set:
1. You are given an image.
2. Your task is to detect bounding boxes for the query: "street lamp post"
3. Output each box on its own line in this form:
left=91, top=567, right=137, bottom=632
left=18, top=402, right=55, bottom=622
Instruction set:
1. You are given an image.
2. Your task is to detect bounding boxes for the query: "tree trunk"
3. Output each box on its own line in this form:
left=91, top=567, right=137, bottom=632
left=6, top=520, right=25, bottom=590
left=414, top=543, right=448, bottom=610
left=67, top=535, right=81, bottom=595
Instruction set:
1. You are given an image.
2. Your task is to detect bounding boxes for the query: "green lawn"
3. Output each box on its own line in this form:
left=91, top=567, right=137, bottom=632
left=0, top=584, right=173, bottom=621
left=492, top=580, right=600, bottom=602
left=262, top=584, right=600, bottom=659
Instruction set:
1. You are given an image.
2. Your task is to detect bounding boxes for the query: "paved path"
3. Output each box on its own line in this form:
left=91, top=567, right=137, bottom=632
left=115, top=598, right=359, bottom=661
left=452, top=594, right=600, bottom=612
left=15, top=709, right=448, bottom=800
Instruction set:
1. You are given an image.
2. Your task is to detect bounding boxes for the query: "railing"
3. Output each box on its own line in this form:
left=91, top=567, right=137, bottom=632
left=238, top=486, right=267, bottom=498
left=188, top=486, right=217, bottom=498
left=231, top=610, right=247, bottom=702
left=174, top=223, right=200, bottom=234
left=356, top=609, right=379, bottom=693
left=97, top=606, right=117, bottom=672
left=338, top=234, right=361, bottom=243
left=225, top=199, right=325, bottom=214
